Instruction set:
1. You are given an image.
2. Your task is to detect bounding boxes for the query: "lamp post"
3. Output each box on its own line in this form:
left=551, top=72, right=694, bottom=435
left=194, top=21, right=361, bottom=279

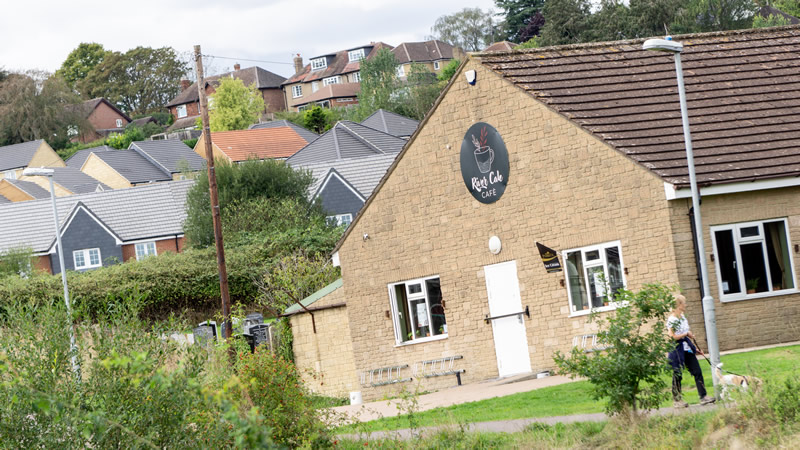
left=642, top=37, right=720, bottom=394
left=22, top=167, right=81, bottom=381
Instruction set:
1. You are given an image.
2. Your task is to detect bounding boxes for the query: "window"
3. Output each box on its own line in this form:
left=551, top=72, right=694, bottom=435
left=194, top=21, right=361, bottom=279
left=326, top=213, right=353, bottom=227
left=311, top=57, right=327, bottom=70
left=348, top=48, right=365, bottom=62
left=389, top=276, right=447, bottom=344
left=73, top=248, right=102, bottom=270
left=316, top=100, right=331, bottom=108
left=434, top=61, right=440, bottom=70
left=322, top=76, right=340, bottom=86
left=311, top=81, right=319, bottom=93
left=292, top=85, right=303, bottom=98
left=115, top=118, right=123, bottom=128
left=135, top=242, right=157, bottom=261
left=352, top=71, right=361, bottom=82
left=396, top=65, right=405, bottom=77
left=176, top=105, right=187, bottom=118
left=564, top=241, right=625, bottom=314
left=712, top=219, right=795, bottom=301
left=3, top=170, right=16, bottom=180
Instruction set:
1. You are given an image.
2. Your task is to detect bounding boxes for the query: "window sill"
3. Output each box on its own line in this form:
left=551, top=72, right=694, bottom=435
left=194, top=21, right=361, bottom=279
left=569, top=304, right=621, bottom=318
left=395, top=334, right=448, bottom=347
left=719, top=288, right=799, bottom=303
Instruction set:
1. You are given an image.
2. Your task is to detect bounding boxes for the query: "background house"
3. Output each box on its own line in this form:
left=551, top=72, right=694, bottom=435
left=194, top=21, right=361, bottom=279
left=193, top=126, right=315, bottom=163
left=74, top=98, right=132, bottom=143
left=286, top=120, right=405, bottom=166
left=391, top=39, right=461, bottom=79
left=360, top=109, right=420, bottom=139
left=0, top=140, right=66, bottom=180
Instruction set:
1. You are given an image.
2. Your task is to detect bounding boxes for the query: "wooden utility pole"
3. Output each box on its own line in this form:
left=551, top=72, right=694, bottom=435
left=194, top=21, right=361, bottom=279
left=194, top=45, right=232, bottom=339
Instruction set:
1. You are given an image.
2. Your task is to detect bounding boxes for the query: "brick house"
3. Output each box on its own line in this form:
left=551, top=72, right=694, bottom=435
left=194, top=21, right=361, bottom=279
left=287, top=26, right=800, bottom=401
left=74, top=98, right=132, bottom=143
left=391, top=40, right=463, bottom=80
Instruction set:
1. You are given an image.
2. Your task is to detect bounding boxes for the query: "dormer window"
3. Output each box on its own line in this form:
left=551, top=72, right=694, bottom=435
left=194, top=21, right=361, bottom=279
left=348, top=48, right=365, bottom=62
left=311, top=57, right=327, bottom=71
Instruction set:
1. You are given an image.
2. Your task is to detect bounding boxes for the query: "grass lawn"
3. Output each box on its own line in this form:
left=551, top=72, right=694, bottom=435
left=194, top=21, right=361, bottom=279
left=342, top=344, right=800, bottom=432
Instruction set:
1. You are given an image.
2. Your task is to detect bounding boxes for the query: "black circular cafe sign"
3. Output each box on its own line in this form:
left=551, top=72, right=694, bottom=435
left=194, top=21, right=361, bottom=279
left=460, top=122, right=509, bottom=204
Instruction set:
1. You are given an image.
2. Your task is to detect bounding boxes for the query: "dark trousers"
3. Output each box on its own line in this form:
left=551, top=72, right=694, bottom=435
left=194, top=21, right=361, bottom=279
left=672, top=351, right=707, bottom=400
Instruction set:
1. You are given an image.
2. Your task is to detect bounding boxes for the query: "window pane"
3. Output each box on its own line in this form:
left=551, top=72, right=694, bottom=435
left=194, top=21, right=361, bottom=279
left=567, top=251, right=588, bottom=311
left=89, top=249, right=100, bottom=266
left=426, top=278, right=446, bottom=336
left=585, top=250, right=600, bottom=261
left=410, top=298, right=428, bottom=338
left=74, top=251, right=85, bottom=268
left=714, top=229, right=741, bottom=295
left=394, top=284, right=411, bottom=342
left=740, top=242, right=768, bottom=294
left=407, top=283, right=422, bottom=295
left=740, top=226, right=760, bottom=239
left=147, top=242, right=156, bottom=255
left=586, top=266, right=606, bottom=308
left=605, top=246, right=624, bottom=300
left=764, top=221, right=793, bottom=290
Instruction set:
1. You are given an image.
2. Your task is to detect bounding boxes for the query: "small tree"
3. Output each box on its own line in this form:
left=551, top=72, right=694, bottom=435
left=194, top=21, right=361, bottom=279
left=204, top=77, right=265, bottom=131
left=356, top=48, right=399, bottom=118
left=427, top=7, right=496, bottom=51
left=553, top=283, right=677, bottom=416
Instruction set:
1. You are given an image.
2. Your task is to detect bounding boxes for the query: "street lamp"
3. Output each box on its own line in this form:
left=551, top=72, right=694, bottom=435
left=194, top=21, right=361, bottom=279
left=642, top=37, right=720, bottom=395
left=22, top=167, right=81, bottom=381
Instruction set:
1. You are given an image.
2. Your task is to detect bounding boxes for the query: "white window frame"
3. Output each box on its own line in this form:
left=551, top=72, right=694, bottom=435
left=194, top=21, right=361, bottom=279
left=135, top=242, right=157, bottom=261
left=322, top=76, right=341, bottom=86
left=291, top=85, right=303, bottom=98
left=311, top=81, right=319, bottom=93
left=3, top=169, right=17, bottom=180
left=352, top=71, right=361, bottom=82
left=326, top=213, right=353, bottom=227
left=316, top=100, right=331, bottom=108
left=388, top=275, right=447, bottom=346
left=311, top=57, right=327, bottom=70
left=176, top=104, right=187, bottom=118
left=73, top=248, right=102, bottom=270
left=711, top=218, right=797, bottom=302
left=396, top=65, right=405, bottom=77
left=563, top=240, right=626, bottom=317
left=433, top=61, right=440, bottom=70
left=348, top=48, right=365, bottom=62
left=115, top=118, right=124, bottom=128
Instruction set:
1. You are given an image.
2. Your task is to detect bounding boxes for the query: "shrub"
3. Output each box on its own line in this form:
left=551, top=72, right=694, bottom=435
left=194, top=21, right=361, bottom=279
left=183, top=137, right=198, bottom=148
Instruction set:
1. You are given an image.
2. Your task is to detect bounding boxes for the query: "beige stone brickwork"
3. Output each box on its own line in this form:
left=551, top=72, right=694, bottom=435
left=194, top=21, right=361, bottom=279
left=289, top=286, right=359, bottom=398
left=0, top=180, right=34, bottom=202
left=80, top=154, right=132, bottom=189
left=28, top=142, right=66, bottom=169
left=336, top=58, right=684, bottom=401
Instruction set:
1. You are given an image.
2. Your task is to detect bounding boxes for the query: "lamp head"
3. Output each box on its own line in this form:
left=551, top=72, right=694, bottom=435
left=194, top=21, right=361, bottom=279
left=642, top=38, right=683, bottom=53
left=22, top=167, right=55, bottom=177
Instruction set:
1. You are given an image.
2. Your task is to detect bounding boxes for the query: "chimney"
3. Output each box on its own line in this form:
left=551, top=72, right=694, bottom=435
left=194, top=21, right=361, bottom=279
left=293, top=54, right=303, bottom=75
left=234, top=63, right=241, bottom=71
left=180, top=79, right=191, bottom=91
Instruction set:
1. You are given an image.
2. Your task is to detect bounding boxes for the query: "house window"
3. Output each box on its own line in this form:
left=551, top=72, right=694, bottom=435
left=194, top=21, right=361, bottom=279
left=73, top=248, right=102, bottom=270
left=316, top=100, right=331, bottom=108
left=312, top=81, right=319, bottom=93
left=389, top=276, right=447, bottom=344
left=3, top=170, right=16, bottom=180
left=176, top=105, right=187, bottom=118
left=348, top=48, right=365, bottom=62
left=434, top=61, right=440, bottom=70
left=564, top=241, right=625, bottom=314
left=711, top=219, right=795, bottom=301
left=396, top=65, right=405, bottom=77
left=322, top=76, right=340, bottom=86
left=292, top=85, right=303, bottom=98
left=135, top=242, right=157, bottom=261
left=115, top=118, right=123, bottom=128
left=327, top=213, right=353, bottom=227
left=311, top=57, right=327, bottom=70
left=352, top=71, right=361, bottom=82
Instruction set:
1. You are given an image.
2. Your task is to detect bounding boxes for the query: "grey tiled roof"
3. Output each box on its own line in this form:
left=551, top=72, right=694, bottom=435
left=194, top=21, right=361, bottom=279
left=48, top=167, right=110, bottom=194
left=392, top=40, right=455, bottom=64
left=360, top=110, right=419, bottom=138
left=94, top=151, right=172, bottom=184
left=65, top=145, right=114, bottom=169
left=166, top=67, right=287, bottom=107
left=295, top=154, right=399, bottom=200
left=5, top=179, right=50, bottom=199
left=250, top=120, right=319, bottom=143
left=129, top=140, right=206, bottom=174
left=0, top=180, right=193, bottom=253
left=0, top=140, right=44, bottom=171
left=0, top=195, right=9, bottom=204
left=285, top=121, right=406, bottom=166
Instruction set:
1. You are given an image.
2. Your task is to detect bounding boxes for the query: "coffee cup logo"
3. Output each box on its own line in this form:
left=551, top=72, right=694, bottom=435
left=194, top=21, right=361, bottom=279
left=471, top=128, right=494, bottom=173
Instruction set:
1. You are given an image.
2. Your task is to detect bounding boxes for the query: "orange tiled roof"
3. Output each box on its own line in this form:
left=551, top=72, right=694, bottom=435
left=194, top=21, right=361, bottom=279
left=210, top=127, right=311, bottom=161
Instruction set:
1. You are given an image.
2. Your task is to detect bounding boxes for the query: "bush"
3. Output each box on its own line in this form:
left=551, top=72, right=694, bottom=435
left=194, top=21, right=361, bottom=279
left=106, top=125, right=145, bottom=149
left=183, top=137, right=198, bottom=148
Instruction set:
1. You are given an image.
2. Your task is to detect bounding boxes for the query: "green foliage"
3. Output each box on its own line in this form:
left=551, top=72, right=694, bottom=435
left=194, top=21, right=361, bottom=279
left=437, top=59, right=461, bottom=82
left=56, top=138, right=107, bottom=159
left=428, top=7, right=497, bottom=51
left=518, top=36, right=541, bottom=48
left=235, top=346, right=328, bottom=446
left=183, top=137, right=198, bottom=149
left=105, top=125, right=145, bottom=149
left=553, top=283, right=677, bottom=416
left=273, top=317, right=295, bottom=363
left=141, top=111, right=172, bottom=126
left=356, top=48, right=400, bottom=117
left=0, top=246, right=33, bottom=278
left=496, top=0, right=546, bottom=42
left=753, top=12, right=793, bottom=26
left=274, top=109, right=306, bottom=127
left=399, top=63, right=445, bottom=120
left=538, top=0, right=596, bottom=46
left=773, top=0, right=800, bottom=17
left=257, top=251, right=341, bottom=315
left=672, top=0, right=758, bottom=33
left=303, top=105, right=328, bottom=133
left=207, top=77, right=265, bottom=132
left=56, top=42, right=108, bottom=91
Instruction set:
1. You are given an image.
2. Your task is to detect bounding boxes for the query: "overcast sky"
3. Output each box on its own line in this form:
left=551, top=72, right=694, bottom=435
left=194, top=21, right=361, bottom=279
left=1, top=0, right=498, bottom=79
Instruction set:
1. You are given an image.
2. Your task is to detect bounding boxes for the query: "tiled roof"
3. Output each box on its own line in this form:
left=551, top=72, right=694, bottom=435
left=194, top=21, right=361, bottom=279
left=4, top=179, right=50, bottom=199
left=286, top=121, right=406, bottom=166
left=296, top=154, right=399, bottom=200
left=249, top=120, right=319, bottom=143
left=93, top=151, right=172, bottom=184
left=166, top=67, right=287, bottom=107
left=207, top=127, right=312, bottom=161
left=167, top=115, right=200, bottom=132
left=478, top=26, right=800, bottom=187
left=360, top=109, right=419, bottom=138
left=392, top=40, right=455, bottom=64
left=283, top=42, right=393, bottom=85
left=0, top=140, right=44, bottom=171
left=483, top=41, right=519, bottom=52
left=129, top=140, right=206, bottom=174
left=131, top=116, right=159, bottom=127
left=294, top=83, right=360, bottom=106
left=38, top=167, right=110, bottom=194
left=65, top=145, right=115, bottom=169
left=79, top=98, right=132, bottom=122
left=0, top=180, right=193, bottom=253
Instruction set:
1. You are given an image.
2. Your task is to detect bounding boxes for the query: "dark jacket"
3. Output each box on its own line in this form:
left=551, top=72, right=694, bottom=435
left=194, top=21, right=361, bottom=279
left=668, top=337, right=698, bottom=370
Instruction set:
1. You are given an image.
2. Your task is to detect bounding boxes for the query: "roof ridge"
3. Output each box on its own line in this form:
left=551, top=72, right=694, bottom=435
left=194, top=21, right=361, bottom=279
left=339, top=122, right=386, bottom=155
left=332, top=123, right=343, bottom=159
left=379, top=109, right=389, bottom=134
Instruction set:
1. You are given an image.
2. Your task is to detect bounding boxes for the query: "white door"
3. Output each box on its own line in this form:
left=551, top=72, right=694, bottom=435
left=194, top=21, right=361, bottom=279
left=484, top=260, right=532, bottom=377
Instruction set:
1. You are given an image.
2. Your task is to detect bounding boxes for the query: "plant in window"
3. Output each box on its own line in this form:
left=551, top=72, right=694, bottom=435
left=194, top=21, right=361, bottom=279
left=746, top=277, right=760, bottom=294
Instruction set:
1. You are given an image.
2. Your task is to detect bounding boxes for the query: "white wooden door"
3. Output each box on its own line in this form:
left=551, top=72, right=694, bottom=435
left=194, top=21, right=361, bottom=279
left=484, top=260, right=532, bottom=377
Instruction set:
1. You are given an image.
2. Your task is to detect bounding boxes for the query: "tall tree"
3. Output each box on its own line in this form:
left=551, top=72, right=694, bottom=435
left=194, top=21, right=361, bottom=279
left=56, top=43, right=108, bottom=93
left=205, top=77, right=265, bottom=132
left=428, top=7, right=496, bottom=51
left=0, top=71, right=88, bottom=147
left=538, top=0, right=595, bottom=46
left=79, top=46, right=189, bottom=115
left=495, top=0, right=546, bottom=42
left=672, top=0, right=759, bottom=32
left=402, top=64, right=444, bottom=121
left=356, top=48, right=399, bottom=117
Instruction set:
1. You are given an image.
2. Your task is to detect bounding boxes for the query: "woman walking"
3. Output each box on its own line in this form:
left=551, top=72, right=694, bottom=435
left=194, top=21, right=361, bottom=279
left=667, top=294, right=716, bottom=408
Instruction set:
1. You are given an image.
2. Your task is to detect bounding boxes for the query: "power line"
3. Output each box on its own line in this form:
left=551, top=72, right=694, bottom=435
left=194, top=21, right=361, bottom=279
left=201, top=54, right=294, bottom=65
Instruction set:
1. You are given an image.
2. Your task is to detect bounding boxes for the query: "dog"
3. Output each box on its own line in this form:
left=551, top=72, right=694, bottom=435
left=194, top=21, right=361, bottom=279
left=713, top=363, right=762, bottom=400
